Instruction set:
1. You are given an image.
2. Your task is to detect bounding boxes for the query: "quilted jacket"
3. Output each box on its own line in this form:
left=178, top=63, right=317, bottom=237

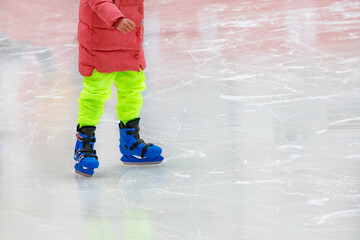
left=78, top=0, right=145, bottom=76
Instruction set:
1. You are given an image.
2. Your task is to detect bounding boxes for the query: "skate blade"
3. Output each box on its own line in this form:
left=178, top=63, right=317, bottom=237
left=122, top=161, right=163, bottom=165
left=75, top=169, right=93, bottom=177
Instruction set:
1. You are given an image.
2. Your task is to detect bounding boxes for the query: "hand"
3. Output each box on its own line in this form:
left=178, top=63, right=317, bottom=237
left=116, top=18, right=135, bottom=34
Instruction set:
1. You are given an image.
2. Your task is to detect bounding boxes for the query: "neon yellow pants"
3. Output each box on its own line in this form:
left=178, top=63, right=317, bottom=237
left=77, top=69, right=146, bottom=127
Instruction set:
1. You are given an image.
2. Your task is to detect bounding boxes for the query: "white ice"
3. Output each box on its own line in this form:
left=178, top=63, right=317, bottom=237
left=0, top=0, right=360, bottom=239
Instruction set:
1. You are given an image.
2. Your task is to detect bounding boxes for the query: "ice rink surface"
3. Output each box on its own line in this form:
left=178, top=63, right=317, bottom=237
left=0, top=0, right=360, bottom=239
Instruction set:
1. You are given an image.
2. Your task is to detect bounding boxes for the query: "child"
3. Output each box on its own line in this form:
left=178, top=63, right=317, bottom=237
left=74, top=0, right=163, bottom=177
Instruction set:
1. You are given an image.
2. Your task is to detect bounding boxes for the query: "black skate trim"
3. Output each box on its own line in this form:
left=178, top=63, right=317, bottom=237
left=77, top=136, right=98, bottom=159
left=129, top=141, right=141, bottom=151
left=126, top=130, right=137, bottom=136
left=120, top=119, right=155, bottom=159
left=77, top=136, right=96, bottom=143
left=141, top=143, right=153, bottom=158
left=78, top=149, right=98, bottom=159
left=127, top=139, right=154, bottom=158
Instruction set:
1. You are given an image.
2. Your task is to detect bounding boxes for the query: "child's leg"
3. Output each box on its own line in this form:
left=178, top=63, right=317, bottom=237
left=114, top=69, right=163, bottom=164
left=75, top=69, right=115, bottom=177
left=114, top=69, right=146, bottom=125
left=78, top=69, right=115, bottom=126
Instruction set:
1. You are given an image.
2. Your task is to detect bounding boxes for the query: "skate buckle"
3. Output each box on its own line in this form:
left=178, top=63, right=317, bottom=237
left=76, top=133, right=84, bottom=141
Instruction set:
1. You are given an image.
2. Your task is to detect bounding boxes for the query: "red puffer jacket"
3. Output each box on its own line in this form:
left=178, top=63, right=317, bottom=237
left=78, top=0, right=146, bottom=76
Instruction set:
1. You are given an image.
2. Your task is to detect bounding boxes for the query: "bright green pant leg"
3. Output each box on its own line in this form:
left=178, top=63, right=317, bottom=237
left=78, top=70, right=114, bottom=126
left=114, top=69, right=146, bottom=125
left=77, top=69, right=146, bottom=127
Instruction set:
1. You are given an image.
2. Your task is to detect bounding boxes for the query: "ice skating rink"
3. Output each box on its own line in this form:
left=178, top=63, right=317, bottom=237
left=0, top=0, right=360, bottom=239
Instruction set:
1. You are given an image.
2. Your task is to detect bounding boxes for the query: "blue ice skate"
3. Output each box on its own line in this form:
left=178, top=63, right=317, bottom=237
left=74, top=125, right=99, bottom=177
left=119, top=118, right=164, bottom=165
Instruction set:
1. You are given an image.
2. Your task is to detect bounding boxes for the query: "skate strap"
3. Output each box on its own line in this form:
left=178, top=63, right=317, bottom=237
left=129, top=141, right=141, bottom=151
left=78, top=135, right=97, bottom=159
left=127, top=140, right=153, bottom=158
left=126, top=130, right=137, bottom=135
left=124, top=128, right=153, bottom=158
left=77, top=133, right=96, bottom=143
left=125, top=128, right=141, bottom=141
left=78, top=148, right=98, bottom=159
left=141, top=143, right=153, bottom=158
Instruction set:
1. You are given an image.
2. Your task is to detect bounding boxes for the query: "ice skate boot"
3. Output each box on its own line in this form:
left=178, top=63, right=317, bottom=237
left=74, top=125, right=99, bottom=177
left=119, top=118, right=164, bottom=165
